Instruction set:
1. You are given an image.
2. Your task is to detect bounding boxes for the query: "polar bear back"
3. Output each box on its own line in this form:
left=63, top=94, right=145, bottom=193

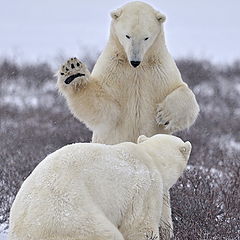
left=9, top=143, right=154, bottom=239
left=9, top=134, right=191, bottom=240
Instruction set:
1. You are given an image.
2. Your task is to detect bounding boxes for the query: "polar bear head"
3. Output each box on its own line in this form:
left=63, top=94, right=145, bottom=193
left=110, top=1, right=166, bottom=68
left=137, top=134, right=191, bottom=190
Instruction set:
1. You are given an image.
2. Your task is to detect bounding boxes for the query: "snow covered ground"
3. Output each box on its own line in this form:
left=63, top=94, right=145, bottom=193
left=0, top=232, right=7, bottom=240
left=0, top=224, right=8, bottom=240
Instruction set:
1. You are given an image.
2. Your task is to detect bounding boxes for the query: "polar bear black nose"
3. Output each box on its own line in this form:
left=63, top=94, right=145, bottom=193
left=130, top=61, right=141, bottom=68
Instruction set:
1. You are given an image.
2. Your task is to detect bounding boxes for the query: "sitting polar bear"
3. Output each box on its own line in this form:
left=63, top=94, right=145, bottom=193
left=57, top=2, right=199, bottom=235
left=9, top=134, right=191, bottom=240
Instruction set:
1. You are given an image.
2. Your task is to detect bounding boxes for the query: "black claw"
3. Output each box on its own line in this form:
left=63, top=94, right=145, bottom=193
left=64, top=73, right=85, bottom=84
left=71, top=58, right=73, bottom=60
left=71, top=63, right=75, bottom=69
left=164, top=121, right=169, bottom=125
left=76, top=62, right=80, bottom=67
left=66, top=68, right=69, bottom=71
left=60, top=72, right=64, bottom=75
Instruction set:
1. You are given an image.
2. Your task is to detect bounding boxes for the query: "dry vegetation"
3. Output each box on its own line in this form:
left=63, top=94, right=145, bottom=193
left=0, top=56, right=240, bottom=239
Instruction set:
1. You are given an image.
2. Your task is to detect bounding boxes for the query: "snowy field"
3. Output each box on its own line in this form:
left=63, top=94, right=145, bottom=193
left=0, top=233, right=7, bottom=240
left=0, top=231, right=7, bottom=240
left=0, top=57, right=240, bottom=239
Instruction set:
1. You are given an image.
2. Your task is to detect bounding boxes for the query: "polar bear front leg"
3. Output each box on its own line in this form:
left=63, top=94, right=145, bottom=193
left=57, top=58, right=120, bottom=129
left=156, top=84, right=200, bottom=133
left=123, top=222, right=160, bottom=240
left=160, top=191, right=174, bottom=240
left=121, top=181, right=162, bottom=240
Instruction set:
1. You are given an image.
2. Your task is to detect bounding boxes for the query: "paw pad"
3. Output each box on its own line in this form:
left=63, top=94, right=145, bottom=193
left=65, top=73, right=85, bottom=84
left=59, top=57, right=87, bottom=85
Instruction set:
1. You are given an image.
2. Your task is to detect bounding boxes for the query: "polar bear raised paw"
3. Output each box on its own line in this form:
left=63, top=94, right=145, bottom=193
left=58, top=57, right=90, bottom=89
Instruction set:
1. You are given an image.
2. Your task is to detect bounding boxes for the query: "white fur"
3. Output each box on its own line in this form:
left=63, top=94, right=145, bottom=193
left=57, top=2, right=199, bottom=145
left=57, top=1, right=199, bottom=237
left=9, top=134, right=191, bottom=240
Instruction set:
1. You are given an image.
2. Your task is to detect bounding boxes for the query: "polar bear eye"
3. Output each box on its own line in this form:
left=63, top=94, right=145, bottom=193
left=144, top=37, right=149, bottom=41
left=126, top=35, right=131, bottom=39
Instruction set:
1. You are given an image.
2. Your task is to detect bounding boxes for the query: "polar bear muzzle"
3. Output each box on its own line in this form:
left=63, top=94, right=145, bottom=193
left=130, top=61, right=141, bottom=68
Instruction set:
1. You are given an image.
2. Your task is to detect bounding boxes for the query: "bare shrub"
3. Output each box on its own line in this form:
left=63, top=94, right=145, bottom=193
left=21, top=63, right=53, bottom=87
left=220, top=60, right=240, bottom=78
left=171, top=162, right=240, bottom=240
left=176, top=58, right=218, bottom=87
left=0, top=59, right=19, bottom=80
left=0, top=60, right=53, bottom=88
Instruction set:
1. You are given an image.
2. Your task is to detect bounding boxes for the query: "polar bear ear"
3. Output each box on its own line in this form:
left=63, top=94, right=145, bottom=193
left=179, top=141, right=192, bottom=158
left=137, top=135, right=149, bottom=144
left=111, top=8, right=122, bottom=20
left=155, top=11, right=166, bottom=23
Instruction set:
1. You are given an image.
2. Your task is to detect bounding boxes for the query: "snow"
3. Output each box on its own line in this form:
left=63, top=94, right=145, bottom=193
left=0, top=224, right=8, bottom=240
left=0, top=78, right=56, bottom=110
left=193, top=83, right=215, bottom=97
left=235, top=83, right=240, bottom=95
left=229, top=139, right=240, bottom=151
left=0, top=232, right=7, bottom=240
left=186, top=165, right=227, bottom=182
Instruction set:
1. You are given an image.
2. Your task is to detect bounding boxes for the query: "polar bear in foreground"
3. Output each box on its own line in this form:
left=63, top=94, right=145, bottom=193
left=9, top=134, right=191, bottom=240
left=57, top=1, right=199, bottom=237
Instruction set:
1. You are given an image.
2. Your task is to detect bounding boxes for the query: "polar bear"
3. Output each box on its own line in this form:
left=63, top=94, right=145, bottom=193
left=9, top=134, right=191, bottom=240
left=57, top=2, right=199, bottom=144
left=57, top=1, right=199, bottom=237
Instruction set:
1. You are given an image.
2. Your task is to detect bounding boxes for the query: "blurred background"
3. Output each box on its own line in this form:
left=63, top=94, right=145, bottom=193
left=0, top=0, right=240, bottom=239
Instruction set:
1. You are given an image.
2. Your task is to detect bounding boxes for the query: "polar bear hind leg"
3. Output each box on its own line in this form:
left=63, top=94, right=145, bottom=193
left=160, top=192, right=174, bottom=239
left=9, top=204, right=124, bottom=240
left=10, top=219, right=124, bottom=240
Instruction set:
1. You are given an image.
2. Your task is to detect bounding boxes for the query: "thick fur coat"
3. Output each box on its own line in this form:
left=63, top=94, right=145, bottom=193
left=9, top=134, right=191, bottom=240
left=57, top=2, right=199, bottom=144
